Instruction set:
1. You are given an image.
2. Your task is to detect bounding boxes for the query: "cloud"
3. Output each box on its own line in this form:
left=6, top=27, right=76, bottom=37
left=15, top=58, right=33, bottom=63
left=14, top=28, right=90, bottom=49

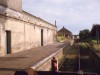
left=23, top=0, right=100, bottom=34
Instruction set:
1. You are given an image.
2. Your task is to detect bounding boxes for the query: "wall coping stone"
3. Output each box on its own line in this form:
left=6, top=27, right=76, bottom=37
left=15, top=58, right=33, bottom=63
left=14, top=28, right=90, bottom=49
left=0, top=5, right=56, bottom=30
left=31, top=43, right=68, bottom=70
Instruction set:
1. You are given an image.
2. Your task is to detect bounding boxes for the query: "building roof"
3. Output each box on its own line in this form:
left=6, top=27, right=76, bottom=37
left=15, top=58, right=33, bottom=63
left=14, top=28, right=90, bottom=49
left=58, top=26, right=72, bottom=36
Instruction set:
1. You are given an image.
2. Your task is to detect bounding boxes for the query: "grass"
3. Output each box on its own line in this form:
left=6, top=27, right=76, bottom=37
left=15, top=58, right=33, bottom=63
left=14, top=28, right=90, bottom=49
left=79, top=41, right=100, bottom=52
left=78, top=42, right=88, bottom=48
left=59, top=44, right=79, bottom=71
left=66, top=44, right=78, bottom=59
left=92, top=45, right=100, bottom=52
left=59, top=58, right=79, bottom=71
left=79, top=42, right=96, bottom=72
left=57, top=36, right=70, bottom=42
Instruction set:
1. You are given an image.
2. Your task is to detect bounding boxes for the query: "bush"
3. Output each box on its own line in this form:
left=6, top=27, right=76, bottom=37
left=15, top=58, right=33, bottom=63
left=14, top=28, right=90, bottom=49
left=90, top=40, right=100, bottom=45
left=57, top=36, right=65, bottom=42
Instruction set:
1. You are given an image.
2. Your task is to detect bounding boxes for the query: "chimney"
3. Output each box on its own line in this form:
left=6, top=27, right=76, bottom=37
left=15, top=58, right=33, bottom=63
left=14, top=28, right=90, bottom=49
left=0, top=0, right=22, bottom=12
left=55, top=20, right=56, bottom=26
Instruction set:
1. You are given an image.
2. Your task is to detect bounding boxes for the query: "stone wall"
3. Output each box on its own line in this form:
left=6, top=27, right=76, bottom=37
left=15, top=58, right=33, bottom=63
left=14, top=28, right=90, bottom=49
left=31, top=44, right=70, bottom=71
left=0, top=15, right=55, bottom=55
left=0, top=5, right=56, bottom=30
left=0, top=9, right=57, bottom=56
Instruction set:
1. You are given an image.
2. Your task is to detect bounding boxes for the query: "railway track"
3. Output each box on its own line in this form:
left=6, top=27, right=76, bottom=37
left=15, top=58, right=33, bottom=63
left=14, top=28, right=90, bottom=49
left=59, top=43, right=98, bottom=75
left=59, top=44, right=79, bottom=72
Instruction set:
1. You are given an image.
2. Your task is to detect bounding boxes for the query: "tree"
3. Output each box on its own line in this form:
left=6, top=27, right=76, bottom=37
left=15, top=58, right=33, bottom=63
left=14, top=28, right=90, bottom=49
left=79, top=29, right=91, bottom=40
left=91, top=24, right=100, bottom=39
left=91, top=24, right=100, bottom=44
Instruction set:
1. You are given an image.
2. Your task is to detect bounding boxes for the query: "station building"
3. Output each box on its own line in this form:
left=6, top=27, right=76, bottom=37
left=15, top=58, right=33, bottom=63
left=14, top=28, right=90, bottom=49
left=57, top=26, right=72, bottom=39
left=0, top=0, right=57, bottom=56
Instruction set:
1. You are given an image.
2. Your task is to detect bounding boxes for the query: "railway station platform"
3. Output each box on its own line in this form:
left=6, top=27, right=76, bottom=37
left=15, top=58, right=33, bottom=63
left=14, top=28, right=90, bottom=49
left=0, top=41, right=72, bottom=75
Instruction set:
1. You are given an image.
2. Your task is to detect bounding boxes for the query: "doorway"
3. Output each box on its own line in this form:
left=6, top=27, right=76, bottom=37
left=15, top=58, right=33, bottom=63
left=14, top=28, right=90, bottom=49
left=41, top=29, right=43, bottom=46
left=6, top=30, right=11, bottom=54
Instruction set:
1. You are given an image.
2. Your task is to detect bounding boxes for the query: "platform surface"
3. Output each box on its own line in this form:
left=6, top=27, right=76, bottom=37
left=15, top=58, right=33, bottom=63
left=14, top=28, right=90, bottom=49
left=0, top=42, right=70, bottom=75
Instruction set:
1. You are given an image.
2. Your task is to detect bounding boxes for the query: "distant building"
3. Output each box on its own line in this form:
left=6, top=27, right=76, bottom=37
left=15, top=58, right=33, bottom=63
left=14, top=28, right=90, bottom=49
left=73, top=35, right=79, bottom=39
left=57, top=26, right=72, bottom=39
left=73, top=35, right=79, bottom=43
left=0, top=0, right=57, bottom=56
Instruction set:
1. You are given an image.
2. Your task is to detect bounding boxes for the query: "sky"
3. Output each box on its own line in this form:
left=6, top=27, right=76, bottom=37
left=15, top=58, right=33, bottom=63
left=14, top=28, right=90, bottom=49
left=22, top=0, right=100, bottom=35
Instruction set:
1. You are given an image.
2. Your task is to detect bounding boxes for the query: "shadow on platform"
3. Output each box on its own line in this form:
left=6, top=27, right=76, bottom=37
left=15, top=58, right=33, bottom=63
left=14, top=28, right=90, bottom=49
left=14, top=70, right=98, bottom=75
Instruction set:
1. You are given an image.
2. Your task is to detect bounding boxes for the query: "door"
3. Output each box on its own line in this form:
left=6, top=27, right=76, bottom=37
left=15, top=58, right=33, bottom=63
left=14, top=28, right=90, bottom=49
left=6, top=30, right=11, bottom=54
left=41, top=29, right=43, bottom=46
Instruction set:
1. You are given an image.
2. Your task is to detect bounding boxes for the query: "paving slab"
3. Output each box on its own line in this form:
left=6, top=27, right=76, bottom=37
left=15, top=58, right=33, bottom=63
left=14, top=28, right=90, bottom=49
left=0, top=42, right=70, bottom=75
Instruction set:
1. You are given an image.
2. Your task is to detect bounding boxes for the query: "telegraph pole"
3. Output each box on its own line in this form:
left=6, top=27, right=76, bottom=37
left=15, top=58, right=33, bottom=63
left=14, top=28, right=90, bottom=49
left=96, top=26, right=99, bottom=45
left=96, top=26, right=98, bottom=45
left=55, top=20, right=57, bottom=42
left=98, top=29, right=99, bottom=45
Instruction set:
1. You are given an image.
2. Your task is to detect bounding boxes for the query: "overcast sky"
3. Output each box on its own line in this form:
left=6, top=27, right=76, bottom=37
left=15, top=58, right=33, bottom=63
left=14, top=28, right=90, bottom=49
left=22, top=0, right=100, bottom=34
